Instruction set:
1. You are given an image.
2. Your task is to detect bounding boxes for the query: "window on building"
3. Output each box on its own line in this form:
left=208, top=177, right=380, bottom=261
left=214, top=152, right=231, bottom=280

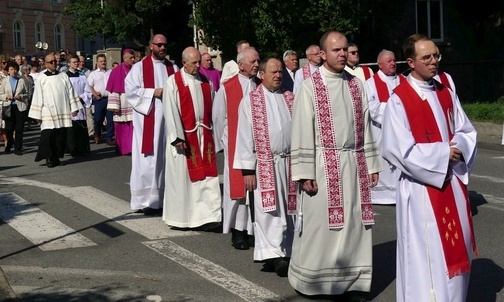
left=13, top=21, right=24, bottom=49
left=35, top=22, right=45, bottom=43
left=54, top=24, right=64, bottom=50
left=416, top=0, right=444, bottom=42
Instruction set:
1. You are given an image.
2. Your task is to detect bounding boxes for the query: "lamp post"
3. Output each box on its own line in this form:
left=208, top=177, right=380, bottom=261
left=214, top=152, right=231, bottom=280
left=101, top=0, right=106, bottom=50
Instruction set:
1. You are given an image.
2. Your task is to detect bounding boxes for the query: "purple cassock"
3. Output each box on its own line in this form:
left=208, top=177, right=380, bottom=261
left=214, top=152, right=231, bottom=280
left=199, top=66, right=221, bottom=92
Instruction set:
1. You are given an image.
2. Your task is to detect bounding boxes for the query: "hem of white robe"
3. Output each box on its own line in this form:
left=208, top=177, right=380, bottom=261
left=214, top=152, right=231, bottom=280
left=163, top=216, right=221, bottom=229
left=288, top=262, right=372, bottom=296
left=130, top=188, right=163, bottom=210
left=222, top=197, right=254, bottom=235
left=253, top=247, right=289, bottom=262
left=371, top=189, right=396, bottom=205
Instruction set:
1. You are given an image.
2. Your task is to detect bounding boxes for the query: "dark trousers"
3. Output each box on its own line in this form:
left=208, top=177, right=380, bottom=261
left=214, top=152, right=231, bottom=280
left=4, top=104, right=25, bottom=152
left=93, top=97, right=114, bottom=142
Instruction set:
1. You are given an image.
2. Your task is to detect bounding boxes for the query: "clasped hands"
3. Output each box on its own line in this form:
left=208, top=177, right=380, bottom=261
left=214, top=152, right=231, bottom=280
left=449, top=141, right=462, bottom=162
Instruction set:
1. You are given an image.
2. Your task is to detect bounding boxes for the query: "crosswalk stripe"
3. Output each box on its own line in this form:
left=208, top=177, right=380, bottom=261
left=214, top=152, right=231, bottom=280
left=53, top=186, right=199, bottom=239
left=0, top=192, right=96, bottom=251
left=0, top=175, right=199, bottom=240
left=143, top=239, right=281, bottom=302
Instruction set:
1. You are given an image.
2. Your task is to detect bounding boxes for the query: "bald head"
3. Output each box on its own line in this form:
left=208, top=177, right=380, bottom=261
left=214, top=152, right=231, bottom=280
left=237, top=47, right=260, bottom=78
left=149, top=34, right=168, bottom=60
left=182, top=47, right=201, bottom=75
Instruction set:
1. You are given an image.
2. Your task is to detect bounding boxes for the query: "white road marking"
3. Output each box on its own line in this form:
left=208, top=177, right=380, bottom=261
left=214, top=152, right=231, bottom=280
left=0, top=175, right=198, bottom=239
left=143, top=239, right=281, bottom=302
left=0, top=193, right=96, bottom=251
left=471, top=173, right=504, bottom=184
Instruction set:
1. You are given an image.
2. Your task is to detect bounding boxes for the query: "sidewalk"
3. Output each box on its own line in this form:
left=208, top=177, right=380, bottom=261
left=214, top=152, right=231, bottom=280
left=472, top=121, right=504, bottom=151
left=0, top=266, right=18, bottom=302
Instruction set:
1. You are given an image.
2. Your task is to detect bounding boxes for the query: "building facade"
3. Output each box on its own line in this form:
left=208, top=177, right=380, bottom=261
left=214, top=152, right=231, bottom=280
left=0, top=0, right=75, bottom=57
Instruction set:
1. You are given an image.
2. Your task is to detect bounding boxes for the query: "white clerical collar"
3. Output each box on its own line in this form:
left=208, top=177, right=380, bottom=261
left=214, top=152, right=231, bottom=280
left=262, top=85, right=280, bottom=94
left=407, top=74, right=435, bottom=100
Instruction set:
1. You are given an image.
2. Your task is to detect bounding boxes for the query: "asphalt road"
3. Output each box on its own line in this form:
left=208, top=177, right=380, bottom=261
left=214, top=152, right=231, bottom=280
left=0, top=125, right=503, bottom=302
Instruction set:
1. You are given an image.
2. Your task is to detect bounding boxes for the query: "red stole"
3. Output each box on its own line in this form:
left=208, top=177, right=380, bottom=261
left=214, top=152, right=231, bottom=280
left=362, top=65, right=372, bottom=80
left=302, top=64, right=311, bottom=80
left=224, top=75, right=261, bottom=199
left=311, top=70, right=374, bottom=229
left=373, top=73, right=406, bottom=102
left=174, top=71, right=218, bottom=182
left=141, top=56, right=175, bottom=154
left=249, top=85, right=297, bottom=214
left=394, top=80, right=475, bottom=278
left=438, top=71, right=452, bottom=90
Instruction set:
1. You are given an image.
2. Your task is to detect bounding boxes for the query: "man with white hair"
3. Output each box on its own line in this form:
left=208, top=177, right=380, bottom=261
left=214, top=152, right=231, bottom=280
left=293, top=45, right=321, bottom=93
left=162, top=46, right=221, bottom=229
left=220, top=40, right=250, bottom=84
left=364, top=49, right=405, bottom=205
left=213, top=47, right=261, bottom=250
left=280, top=50, right=298, bottom=92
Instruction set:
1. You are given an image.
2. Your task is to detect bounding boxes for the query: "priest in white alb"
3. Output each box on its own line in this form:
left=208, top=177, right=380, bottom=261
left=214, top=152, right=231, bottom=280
left=381, top=34, right=477, bottom=302
left=125, top=34, right=177, bottom=215
left=288, top=31, right=382, bottom=301
left=364, top=49, right=405, bottom=205
left=213, top=47, right=261, bottom=250
left=233, top=57, right=296, bottom=277
left=293, top=44, right=321, bottom=93
left=162, top=47, right=221, bottom=229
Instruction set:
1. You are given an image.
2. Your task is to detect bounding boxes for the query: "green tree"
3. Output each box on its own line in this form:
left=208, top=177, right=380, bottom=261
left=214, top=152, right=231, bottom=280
left=64, top=0, right=194, bottom=62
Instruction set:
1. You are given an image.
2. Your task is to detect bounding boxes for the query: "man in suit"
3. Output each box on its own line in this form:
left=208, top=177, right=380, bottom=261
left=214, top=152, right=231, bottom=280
left=281, top=50, right=298, bottom=92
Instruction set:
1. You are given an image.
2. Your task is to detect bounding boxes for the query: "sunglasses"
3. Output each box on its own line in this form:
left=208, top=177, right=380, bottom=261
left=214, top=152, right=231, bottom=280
left=349, top=51, right=359, bottom=55
left=46, top=60, right=57, bottom=64
left=152, top=43, right=167, bottom=48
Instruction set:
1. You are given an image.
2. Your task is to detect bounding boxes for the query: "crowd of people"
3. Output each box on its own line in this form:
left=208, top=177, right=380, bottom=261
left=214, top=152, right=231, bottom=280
left=0, top=31, right=478, bottom=302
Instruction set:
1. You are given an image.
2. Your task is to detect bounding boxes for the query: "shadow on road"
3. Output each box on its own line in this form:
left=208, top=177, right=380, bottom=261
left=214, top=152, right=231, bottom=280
left=369, top=240, right=396, bottom=300
left=467, top=258, right=504, bottom=302
left=468, top=190, right=488, bottom=216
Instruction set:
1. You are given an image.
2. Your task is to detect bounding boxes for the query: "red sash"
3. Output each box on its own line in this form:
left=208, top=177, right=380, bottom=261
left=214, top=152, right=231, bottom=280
left=250, top=85, right=296, bottom=214
left=311, top=70, right=374, bottom=229
left=224, top=75, right=261, bottom=199
left=362, top=65, right=372, bottom=80
left=394, top=80, right=475, bottom=278
left=141, top=57, right=175, bottom=154
left=174, top=71, right=218, bottom=182
left=373, top=73, right=406, bottom=102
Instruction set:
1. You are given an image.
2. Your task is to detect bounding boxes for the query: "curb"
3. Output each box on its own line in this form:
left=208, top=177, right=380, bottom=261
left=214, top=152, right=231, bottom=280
left=0, top=266, right=19, bottom=302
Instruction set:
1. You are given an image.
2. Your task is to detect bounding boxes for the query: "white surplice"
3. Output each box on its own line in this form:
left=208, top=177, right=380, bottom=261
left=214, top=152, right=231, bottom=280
left=125, top=56, right=178, bottom=210
left=220, top=60, right=239, bottom=84
left=29, top=72, right=82, bottom=130
left=380, top=75, right=477, bottom=302
left=288, top=67, right=382, bottom=296
left=67, top=72, right=92, bottom=121
left=233, top=86, right=294, bottom=261
left=212, top=74, right=257, bottom=235
left=162, top=70, right=221, bottom=228
left=364, top=70, right=402, bottom=204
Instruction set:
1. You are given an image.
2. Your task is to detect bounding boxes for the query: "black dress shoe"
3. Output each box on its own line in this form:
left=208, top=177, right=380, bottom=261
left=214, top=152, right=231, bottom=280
left=14, top=150, right=23, bottom=155
left=345, top=291, right=369, bottom=302
left=231, top=229, right=250, bottom=250
left=5, top=148, right=11, bottom=154
left=274, top=257, right=289, bottom=277
left=142, top=207, right=157, bottom=215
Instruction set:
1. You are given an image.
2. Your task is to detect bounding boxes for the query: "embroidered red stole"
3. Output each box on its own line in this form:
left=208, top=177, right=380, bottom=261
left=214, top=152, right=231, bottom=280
left=373, top=73, right=406, bottom=102
left=311, top=70, right=374, bottom=229
left=224, top=75, right=261, bottom=199
left=362, top=65, right=372, bottom=80
left=141, top=57, right=175, bottom=154
left=250, top=85, right=297, bottom=214
left=302, top=64, right=311, bottom=80
left=394, top=80, right=475, bottom=278
left=438, top=71, right=452, bottom=90
left=174, top=71, right=217, bottom=182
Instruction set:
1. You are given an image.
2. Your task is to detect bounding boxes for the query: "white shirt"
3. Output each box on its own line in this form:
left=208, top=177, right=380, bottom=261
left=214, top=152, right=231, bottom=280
left=87, top=68, right=111, bottom=97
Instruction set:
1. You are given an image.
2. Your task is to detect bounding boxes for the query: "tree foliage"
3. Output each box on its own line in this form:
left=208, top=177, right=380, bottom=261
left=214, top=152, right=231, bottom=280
left=64, top=0, right=194, bottom=62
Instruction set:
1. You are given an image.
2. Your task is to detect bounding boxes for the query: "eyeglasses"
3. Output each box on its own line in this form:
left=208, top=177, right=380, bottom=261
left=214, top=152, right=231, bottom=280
left=349, top=51, right=359, bottom=55
left=415, top=53, right=442, bottom=64
left=152, top=43, right=167, bottom=48
left=46, top=60, right=57, bottom=64
left=1, top=61, right=7, bottom=64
